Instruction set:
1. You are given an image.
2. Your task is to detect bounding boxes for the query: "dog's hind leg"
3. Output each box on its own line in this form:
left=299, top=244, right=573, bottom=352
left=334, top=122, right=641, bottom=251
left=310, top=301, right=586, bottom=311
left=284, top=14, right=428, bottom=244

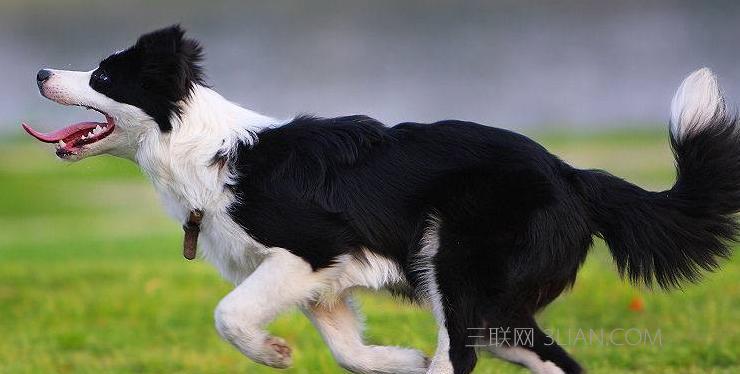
left=489, top=345, right=566, bottom=374
left=486, top=316, right=582, bottom=374
left=416, top=217, right=477, bottom=374
left=213, top=248, right=335, bottom=369
left=304, top=294, right=429, bottom=374
left=426, top=266, right=480, bottom=374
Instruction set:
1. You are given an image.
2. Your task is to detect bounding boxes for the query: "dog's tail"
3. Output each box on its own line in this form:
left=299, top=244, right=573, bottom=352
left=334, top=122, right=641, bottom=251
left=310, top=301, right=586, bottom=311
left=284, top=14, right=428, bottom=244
left=574, top=68, right=740, bottom=289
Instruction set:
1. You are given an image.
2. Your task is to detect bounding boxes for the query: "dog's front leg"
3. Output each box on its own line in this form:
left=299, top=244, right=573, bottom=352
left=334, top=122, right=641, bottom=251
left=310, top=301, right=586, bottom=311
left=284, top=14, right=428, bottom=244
left=213, top=248, right=329, bottom=368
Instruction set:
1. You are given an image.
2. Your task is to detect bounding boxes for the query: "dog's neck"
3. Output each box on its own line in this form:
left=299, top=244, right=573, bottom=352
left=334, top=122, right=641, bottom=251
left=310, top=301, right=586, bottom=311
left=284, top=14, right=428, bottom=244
left=136, top=85, right=276, bottom=221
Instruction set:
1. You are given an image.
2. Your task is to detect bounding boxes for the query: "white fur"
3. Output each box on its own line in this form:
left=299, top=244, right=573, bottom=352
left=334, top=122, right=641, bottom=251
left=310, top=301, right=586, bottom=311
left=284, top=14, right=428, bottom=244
left=135, top=85, right=277, bottom=283
left=670, top=67, right=725, bottom=140
left=413, top=216, right=454, bottom=374
left=214, top=248, right=332, bottom=368
left=305, top=296, right=428, bottom=374
left=215, top=248, right=423, bottom=372
left=490, top=347, right=565, bottom=374
left=333, top=249, right=407, bottom=293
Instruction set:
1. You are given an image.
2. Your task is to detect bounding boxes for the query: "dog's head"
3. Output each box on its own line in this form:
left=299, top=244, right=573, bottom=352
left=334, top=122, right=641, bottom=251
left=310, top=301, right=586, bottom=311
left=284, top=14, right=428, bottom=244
left=23, top=25, right=204, bottom=161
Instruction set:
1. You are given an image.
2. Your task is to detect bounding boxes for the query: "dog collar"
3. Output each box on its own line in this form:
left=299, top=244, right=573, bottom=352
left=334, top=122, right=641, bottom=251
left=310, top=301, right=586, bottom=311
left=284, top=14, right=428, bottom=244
left=183, top=209, right=203, bottom=260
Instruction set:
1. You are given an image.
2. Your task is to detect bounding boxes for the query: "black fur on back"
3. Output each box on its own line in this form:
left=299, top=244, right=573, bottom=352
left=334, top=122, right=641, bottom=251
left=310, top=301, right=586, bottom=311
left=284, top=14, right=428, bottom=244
left=90, top=25, right=205, bottom=132
left=226, top=115, right=574, bottom=273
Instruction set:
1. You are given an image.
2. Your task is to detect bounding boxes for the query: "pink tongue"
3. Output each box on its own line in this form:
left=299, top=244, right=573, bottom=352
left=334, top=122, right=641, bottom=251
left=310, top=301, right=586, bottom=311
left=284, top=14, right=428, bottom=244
left=22, top=122, right=100, bottom=143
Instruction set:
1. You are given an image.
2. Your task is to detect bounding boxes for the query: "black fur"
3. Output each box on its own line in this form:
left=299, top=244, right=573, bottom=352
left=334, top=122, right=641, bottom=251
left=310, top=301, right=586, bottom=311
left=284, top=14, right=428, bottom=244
left=226, top=112, right=740, bottom=373
left=90, top=25, right=205, bottom=132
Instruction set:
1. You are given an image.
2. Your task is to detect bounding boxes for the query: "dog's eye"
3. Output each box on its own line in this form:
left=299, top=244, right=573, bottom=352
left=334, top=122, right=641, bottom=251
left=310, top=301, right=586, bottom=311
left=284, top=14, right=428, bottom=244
left=95, top=71, right=111, bottom=84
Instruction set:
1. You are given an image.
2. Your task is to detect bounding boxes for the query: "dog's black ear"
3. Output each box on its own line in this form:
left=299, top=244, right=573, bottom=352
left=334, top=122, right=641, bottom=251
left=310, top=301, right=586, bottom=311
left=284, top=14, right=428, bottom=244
left=135, top=25, right=205, bottom=90
left=132, top=25, right=206, bottom=131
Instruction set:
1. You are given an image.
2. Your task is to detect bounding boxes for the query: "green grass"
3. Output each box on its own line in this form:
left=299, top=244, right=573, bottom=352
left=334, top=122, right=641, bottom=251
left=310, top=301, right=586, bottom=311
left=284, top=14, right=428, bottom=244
left=1, top=131, right=738, bottom=373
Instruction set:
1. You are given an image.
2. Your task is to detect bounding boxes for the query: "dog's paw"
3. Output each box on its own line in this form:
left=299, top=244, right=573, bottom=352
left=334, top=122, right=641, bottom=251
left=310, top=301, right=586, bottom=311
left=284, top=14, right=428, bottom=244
left=259, top=336, right=293, bottom=369
left=540, top=361, right=565, bottom=374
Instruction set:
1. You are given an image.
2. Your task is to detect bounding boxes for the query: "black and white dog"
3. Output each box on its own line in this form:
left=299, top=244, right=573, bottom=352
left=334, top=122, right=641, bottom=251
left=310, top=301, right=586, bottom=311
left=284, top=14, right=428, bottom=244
left=24, top=26, right=740, bottom=374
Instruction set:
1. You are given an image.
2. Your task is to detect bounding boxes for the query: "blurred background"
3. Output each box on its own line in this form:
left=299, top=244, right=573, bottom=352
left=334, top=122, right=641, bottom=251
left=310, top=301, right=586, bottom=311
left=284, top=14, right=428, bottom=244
left=4, top=0, right=740, bottom=133
left=1, top=1, right=738, bottom=373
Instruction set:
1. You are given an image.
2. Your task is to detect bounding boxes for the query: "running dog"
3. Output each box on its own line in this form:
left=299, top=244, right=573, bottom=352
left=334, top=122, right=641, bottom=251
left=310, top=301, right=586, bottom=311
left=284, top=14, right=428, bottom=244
left=23, top=26, right=740, bottom=373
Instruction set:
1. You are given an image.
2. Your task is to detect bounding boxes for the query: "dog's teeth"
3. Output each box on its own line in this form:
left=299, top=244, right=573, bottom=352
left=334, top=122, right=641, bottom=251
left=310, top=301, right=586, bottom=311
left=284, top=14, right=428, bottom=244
left=94, top=125, right=102, bottom=134
left=58, top=140, right=66, bottom=147
left=81, top=135, right=86, bottom=140
left=88, top=131, right=94, bottom=137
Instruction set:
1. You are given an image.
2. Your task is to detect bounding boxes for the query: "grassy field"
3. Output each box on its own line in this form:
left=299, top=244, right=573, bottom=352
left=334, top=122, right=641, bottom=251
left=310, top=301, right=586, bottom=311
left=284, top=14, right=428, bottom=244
left=1, top=130, right=738, bottom=373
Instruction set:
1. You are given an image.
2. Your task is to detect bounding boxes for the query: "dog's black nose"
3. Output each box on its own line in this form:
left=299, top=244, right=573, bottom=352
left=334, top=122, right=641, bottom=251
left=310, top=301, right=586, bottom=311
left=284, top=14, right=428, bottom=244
left=36, top=69, right=52, bottom=88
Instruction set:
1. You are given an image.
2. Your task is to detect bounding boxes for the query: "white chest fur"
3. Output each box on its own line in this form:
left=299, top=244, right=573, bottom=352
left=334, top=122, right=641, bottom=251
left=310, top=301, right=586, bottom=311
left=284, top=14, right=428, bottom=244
left=159, top=189, right=267, bottom=284
left=135, top=86, right=275, bottom=284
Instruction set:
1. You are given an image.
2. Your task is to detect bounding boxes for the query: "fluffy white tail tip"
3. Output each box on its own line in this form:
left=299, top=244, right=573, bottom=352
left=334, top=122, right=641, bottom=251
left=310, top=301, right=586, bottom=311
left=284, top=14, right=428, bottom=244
left=670, top=67, right=725, bottom=140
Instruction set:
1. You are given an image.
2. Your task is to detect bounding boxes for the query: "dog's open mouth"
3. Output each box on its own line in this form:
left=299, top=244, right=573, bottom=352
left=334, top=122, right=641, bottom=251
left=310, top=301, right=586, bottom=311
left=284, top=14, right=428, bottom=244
left=22, top=106, right=115, bottom=157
